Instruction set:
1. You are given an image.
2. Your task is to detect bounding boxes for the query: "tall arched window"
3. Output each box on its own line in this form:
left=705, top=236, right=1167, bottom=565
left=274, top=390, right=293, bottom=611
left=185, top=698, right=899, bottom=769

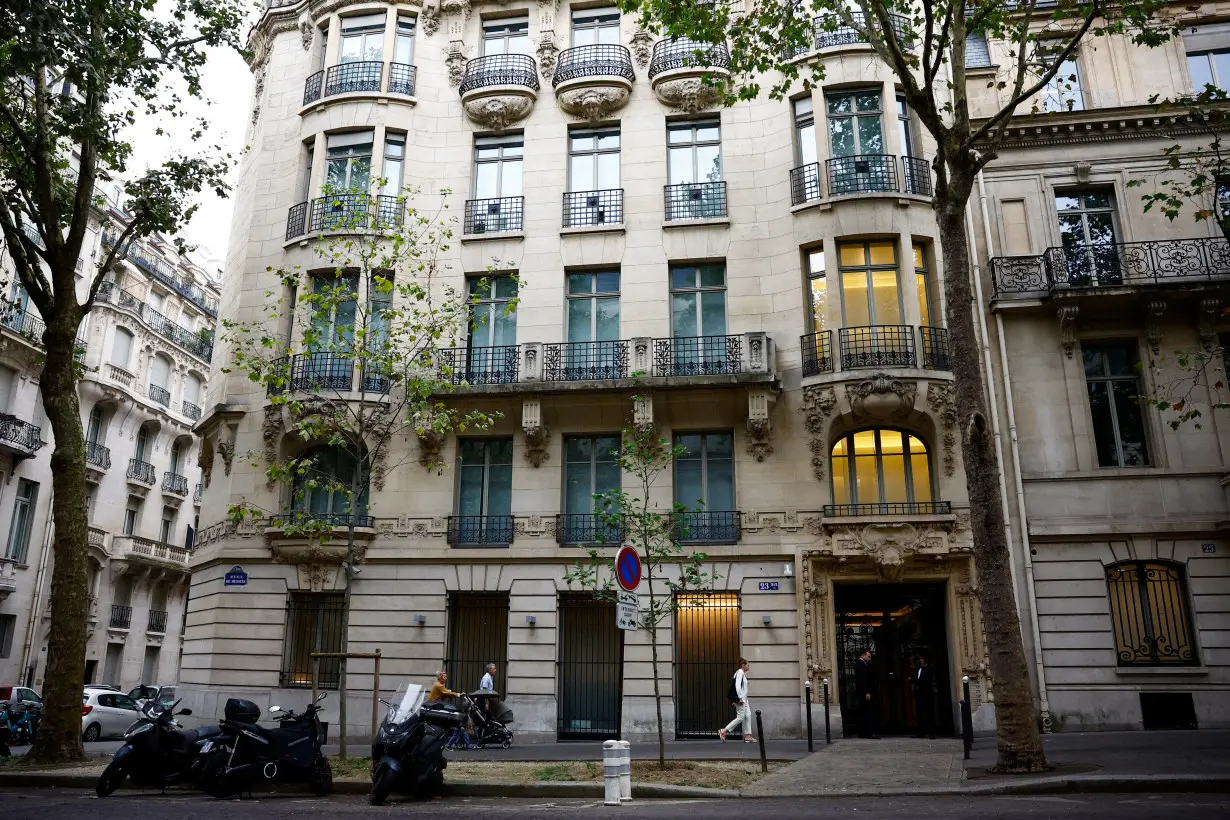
left=830, top=429, right=933, bottom=513
left=292, top=446, right=368, bottom=526
left=1105, top=561, right=1199, bottom=667
left=111, top=327, right=134, bottom=367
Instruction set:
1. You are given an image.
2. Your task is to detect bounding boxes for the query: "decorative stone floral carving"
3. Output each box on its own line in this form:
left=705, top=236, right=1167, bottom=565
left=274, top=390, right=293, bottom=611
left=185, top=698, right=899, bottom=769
left=1199, top=297, right=1220, bottom=351
left=217, top=425, right=237, bottom=476
left=463, top=94, right=534, bottom=131
left=440, top=0, right=470, bottom=19
left=1057, top=304, right=1079, bottom=358
left=300, top=21, right=313, bottom=50
left=800, top=385, right=837, bottom=482
left=845, top=373, right=916, bottom=421
left=1146, top=300, right=1166, bottom=355
left=445, top=41, right=469, bottom=87
left=652, top=76, right=723, bottom=112
left=633, top=394, right=655, bottom=435
left=850, top=522, right=924, bottom=582
left=630, top=29, right=653, bottom=69
left=522, top=398, right=550, bottom=467
left=745, top=390, right=775, bottom=462
left=421, top=3, right=440, bottom=36
left=417, top=426, right=445, bottom=468
left=198, top=437, right=215, bottom=488
left=557, top=86, right=632, bottom=123
left=536, top=34, right=559, bottom=83
left=262, top=406, right=283, bottom=490
left=926, top=382, right=958, bottom=477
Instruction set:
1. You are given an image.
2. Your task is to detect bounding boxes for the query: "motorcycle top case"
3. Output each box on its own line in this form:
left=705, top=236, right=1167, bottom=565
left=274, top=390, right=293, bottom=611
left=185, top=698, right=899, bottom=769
left=419, top=702, right=465, bottom=728
left=224, top=698, right=262, bottom=724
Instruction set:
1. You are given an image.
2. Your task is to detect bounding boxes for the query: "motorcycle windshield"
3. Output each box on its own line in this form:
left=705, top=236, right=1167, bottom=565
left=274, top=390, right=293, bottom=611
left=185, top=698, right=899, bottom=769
left=386, top=682, right=425, bottom=726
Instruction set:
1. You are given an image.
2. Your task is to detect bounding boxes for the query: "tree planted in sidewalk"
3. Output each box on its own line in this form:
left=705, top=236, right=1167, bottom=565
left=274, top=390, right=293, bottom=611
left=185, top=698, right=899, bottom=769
left=564, top=422, right=719, bottom=769
left=223, top=187, right=509, bottom=757
left=0, top=0, right=245, bottom=763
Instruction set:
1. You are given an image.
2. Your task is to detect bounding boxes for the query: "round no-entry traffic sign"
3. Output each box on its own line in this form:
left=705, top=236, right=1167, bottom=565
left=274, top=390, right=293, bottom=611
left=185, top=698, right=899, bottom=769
left=615, top=545, right=642, bottom=592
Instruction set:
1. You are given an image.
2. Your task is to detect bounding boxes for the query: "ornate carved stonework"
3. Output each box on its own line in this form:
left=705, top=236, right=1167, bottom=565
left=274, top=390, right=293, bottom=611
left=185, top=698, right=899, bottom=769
left=1057, top=304, right=1079, bottom=358
left=300, top=20, right=313, bottom=50
left=522, top=398, right=550, bottom=467
left=298, top=562, right=339, bottom=593
left=417, top=424, right=445, bottom=468
left=1146, top=300, right=1166, bottom=355
left=633, top=394, right=654, bottom=435
left=845, top=373, right=916, bottom=421
left=440, top=0, right=470, bottom=19
left=926, top=382, right=958, bottom=477
left=536, top=34, right=559, bottom=83
left=463, top=94, right=535, bottom=131
left=262, top=406, right=282, bottom=489
left=217, top=425, right=237, bottom=476
left=630, top=29, right=653, bottom=69
left=557, top=85, right=632, bottom=123
left=445, top=40, right=468, bottom=87
left=800, top=385, right=837, bottom=482
left=198, top=437, right=215, bottom=488
left=652, top=76, right=724, bottom=112
left=1199, top=297, right=1220, bottom=351
left=745, top=390, right=775, bottom=462
left=421, top=2, right=440, bottom=36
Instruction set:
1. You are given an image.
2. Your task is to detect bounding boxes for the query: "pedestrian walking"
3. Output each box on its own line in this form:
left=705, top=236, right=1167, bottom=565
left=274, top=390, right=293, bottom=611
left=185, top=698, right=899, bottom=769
left=428, top=671, right=460, bottom=703
left=855, top=649, right=879, bottom=739
left=912, top=653, right=936, bottom=739
left=480, top=663, right=497, bottom=692
left=718, top=658, right=755, bottom=743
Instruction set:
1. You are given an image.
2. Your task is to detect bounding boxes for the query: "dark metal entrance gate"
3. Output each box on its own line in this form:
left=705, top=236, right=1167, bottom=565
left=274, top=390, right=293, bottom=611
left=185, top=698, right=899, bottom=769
left=835, top=583, right=952, bottom=737
left=446, top=593, right=509, bottom=694
left=557, top=594, right=623, bottom=739
left=674, top=592, right=740, bottom=738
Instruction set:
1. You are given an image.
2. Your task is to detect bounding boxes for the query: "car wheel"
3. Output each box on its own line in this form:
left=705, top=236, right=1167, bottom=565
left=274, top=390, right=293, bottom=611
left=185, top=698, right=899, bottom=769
left=83, top=723, right=102, bottom=743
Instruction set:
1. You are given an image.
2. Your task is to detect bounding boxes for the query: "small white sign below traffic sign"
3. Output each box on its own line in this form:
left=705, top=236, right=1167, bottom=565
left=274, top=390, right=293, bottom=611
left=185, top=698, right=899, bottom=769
left=617, top=590, right=638, bottom=631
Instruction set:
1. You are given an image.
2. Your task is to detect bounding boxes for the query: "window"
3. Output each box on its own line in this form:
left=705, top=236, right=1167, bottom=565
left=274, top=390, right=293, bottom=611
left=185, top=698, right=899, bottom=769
left=148, top=290, right=165, bottom=314
left=1106, top=561, right=1199, bottom=666
left=668, top=120, right=722, bottom=185
left=394, top=14, right=416, bottom=65
left=965, top=32, right=993, bottom=69
left=299, top=144, right=314, bottom=202
left=913, top=243, right=933, bottom=326
left=830, top=429, right=932, bottom=511
left=150, top=353, right=171, bottom=388
left=483, top=18, right=529, bottom=55
left=1083, top=343, right=1149, bottom=467
left=469, top=277, right=518, bottom=349
left=111, top=327, right=134, bottom=368
left=827, top=90, right=884, bottom=157
left=340, top=13, right=385, bottom=63
left=135, top=426, right=150, bottom=462
left=325, top=131, right=374, bottom=194
left=1039, top=51, right=1083, bottom=112
left=123, top=497, right=141, bottom=535
left=791, top=97, right=821, bottom=203
left=572, top=7, right=620, bottom=45
left=318, top=28, right=329, bottom=70
left=563, top=434, right=622, bottom=543
left=183, top=374, right=202, bottom=409
left=474, top=135, right=524, bottom=201
left=807, top=247, right=827, bottom=334
left=670, top=263, right=727, bottom=339
left=839, top=241, right=901, bottom=326
left=1188, top=49, right=1230, bottom=93
left=1056, top=191, right=1120, bottom=285
left=569, top=129, right=620, bottom=193
left=0, top=614, right=15, bottom=659
left=4, top=479, right=39, bottom=562
left=560, top=272, right=621, bottom=379
left=0, top=365, right=14, bottom=413
left=281, top=591, right=346, bottom=688
left=159, top=506, right=175, bottom=543
left=169, top=441, right=184, bottom=475
left=382, top=134, right=405, bottom=193
left=309, top=272, right=358, bottom=351
left=292, top=445, right=368, bottom=525
left=674, top=432, right=737, bottom=543
left=896, top=96, right=915, bottom=158
left=455, top=439, right=514, bottom=545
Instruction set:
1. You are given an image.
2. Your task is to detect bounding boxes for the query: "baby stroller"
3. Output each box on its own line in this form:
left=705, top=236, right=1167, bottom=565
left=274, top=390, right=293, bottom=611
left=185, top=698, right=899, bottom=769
left=463, top=691, right=514, bottom=749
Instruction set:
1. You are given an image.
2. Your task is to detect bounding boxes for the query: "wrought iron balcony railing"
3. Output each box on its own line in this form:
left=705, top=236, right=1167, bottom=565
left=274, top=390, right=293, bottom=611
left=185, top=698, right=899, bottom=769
left=839, top=325, right=917, bottom=369
left=990, top=255, right=1049, bottom=296
left=96, top=281, right=214, bottom=361
left=814, top=11, right=911, bottom=50
left=919, top=326, right=952, bottom=370
left=563, top=189, right=623, bottom=227
left=664, top=181, right=728, bottom=221
left=553, top=44, right=636, bottom=87
left=127, top=458, right=157, bottom=485
left=147, top=609, right=168, bottom=633
left=183, top=401, right=202, bottom=421
left=790, top=163, right=823, bottom=205
left=463, top=196, right=524, bottom=234
left=0, top=306, right=45, bottom=344
left=110, top=604, right=132, bottom=629
left=438, top=345, right=520, bottom=385
left=162, top=472, right=189, bottom=496
left=801, top=330, right=834, bottom=376
left=648, top=38, right=731, bottom=78
left=148, top=383, right=171, bottom=407
left=823, top=501, right=952, bottom=516
left=285, top=194, right=404, bottom=240
left=389, top=62, right=417, bottom=96
left=323, top=61, right=382, bottom=98
left=0, top=413, right=42, bottom=453
left=827, top=154, right=898, bottom=195
left=447, top=515, right=515, bottom=547
left=672, top=510, right=741, bottom=544
left=654, top=335, right=743, bottom=377
left=543, top=340, right=629, bottom=381
left=85, top=441, right=111, bottom=470
left=459, top=53, right=539, bottom=95
left=267, top=352, right=355, bottom=394
left=556, top=514, right=625, bottom=546
left=901, top=156, right=933, bottom=196
left=267, top=511, right=372, bottom=529
left=100, top=232, right=220, bottom=316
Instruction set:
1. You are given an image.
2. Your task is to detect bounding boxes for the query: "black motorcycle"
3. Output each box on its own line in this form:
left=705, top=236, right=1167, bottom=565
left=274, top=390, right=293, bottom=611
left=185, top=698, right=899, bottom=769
left=95, top=699, right=219, bottom=797
left=369, top=683, right=465, bottom=805
left=201, top=693, right=332, bottom=798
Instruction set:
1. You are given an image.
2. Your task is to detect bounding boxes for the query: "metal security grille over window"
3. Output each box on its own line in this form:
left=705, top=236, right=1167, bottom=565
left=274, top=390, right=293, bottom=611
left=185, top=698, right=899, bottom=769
left=674, top=592, right=740, bottom=738
left=1083, top=343, right=1150, bottom=468
left=558, top=594, right=624, bottom=739
left=447, top=593, right=510, bottom=695
left=281, top=592, right=346, bottom=689
left=1106, top=561, right=1199, bottom=666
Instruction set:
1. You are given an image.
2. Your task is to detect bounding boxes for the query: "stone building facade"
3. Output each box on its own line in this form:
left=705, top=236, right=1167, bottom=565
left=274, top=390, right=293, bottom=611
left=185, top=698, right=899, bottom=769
left=186, top=0, right=1228, bottom=741
left=0, top=180, right=219, bottom=697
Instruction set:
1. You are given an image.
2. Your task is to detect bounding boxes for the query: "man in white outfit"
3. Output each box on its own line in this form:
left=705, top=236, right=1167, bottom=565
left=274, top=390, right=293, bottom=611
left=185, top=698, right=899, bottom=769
left=719, top=658, right=754, bottom=742
left=479, top=663, right=496, bottom=692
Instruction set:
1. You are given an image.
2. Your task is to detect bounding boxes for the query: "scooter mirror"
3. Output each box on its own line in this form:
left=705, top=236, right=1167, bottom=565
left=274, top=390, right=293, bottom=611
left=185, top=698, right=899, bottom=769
left=269, top=705, right=281, bottom=713
left=316, top=692, right=328, bottom=703
left=178, top=708, right=193, bottom=716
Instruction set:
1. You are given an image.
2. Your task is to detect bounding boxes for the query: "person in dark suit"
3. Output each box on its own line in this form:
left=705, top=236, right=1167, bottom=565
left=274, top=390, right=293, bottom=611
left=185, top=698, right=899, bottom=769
left=913, top=653, right=936, bottom=739
left=854, top=649, right=878, bottom=739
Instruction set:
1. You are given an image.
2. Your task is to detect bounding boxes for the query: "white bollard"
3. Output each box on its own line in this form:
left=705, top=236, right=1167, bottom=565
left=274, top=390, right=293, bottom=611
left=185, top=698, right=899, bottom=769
left=603, top=740, right=621, bottom=806
left=618, top=740, right=632, bottom=802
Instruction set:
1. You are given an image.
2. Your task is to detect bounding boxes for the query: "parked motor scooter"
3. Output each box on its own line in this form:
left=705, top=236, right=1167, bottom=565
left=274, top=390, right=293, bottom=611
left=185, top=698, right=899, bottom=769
left=95, top=699, right=221, bottom=796
left=201, top=693, right=332, bottom=798
left=369, top=682, right=465, bottom=805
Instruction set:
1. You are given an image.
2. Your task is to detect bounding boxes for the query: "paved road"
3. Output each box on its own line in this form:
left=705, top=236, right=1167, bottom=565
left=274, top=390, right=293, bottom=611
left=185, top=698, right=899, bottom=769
left=0, top=789, right=1227, bottom=818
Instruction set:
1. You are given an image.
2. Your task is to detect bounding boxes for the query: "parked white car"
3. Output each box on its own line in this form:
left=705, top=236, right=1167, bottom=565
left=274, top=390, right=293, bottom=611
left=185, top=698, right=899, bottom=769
left=128, top=684, right=177, bottom=711
left=81, top=689, right=141, bottom=741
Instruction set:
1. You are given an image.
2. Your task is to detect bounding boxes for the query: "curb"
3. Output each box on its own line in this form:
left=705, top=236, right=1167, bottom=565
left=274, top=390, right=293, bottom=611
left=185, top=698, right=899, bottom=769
left=739, top=774, right=1230, bottom=798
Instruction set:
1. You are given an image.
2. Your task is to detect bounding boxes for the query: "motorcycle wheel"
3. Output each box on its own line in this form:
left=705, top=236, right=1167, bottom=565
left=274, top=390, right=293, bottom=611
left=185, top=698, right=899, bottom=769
left=201, top=753, right=239, bottom=799
left=427, top=767, right=444, bottom=796
left=310, top=754, right=333, bottom=797
left=369, top=762, right=394, bottom=806
left=95, top=760, right=125, bottom=797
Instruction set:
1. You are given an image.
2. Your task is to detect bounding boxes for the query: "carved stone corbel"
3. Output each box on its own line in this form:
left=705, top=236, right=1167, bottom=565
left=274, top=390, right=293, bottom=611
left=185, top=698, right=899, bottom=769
left=800, top=385, right=837, bottom=482
left=522, top=397, right=550, bottom=467
left=745, top=389, right=776, bottom=462
left=421, top=1, right=440, bottom=36
left=198, top=436, right=215, bottom=488
left=1146, top=300, right=1166, bottom=355
left=415, top=411, right=446, bottom=468
left=633, top=393, right=654, bottom=436
left=1199, top=297, right=1220, bottom=351
left=217, top=424, right=237, bottom=477
left=926, top=382, right=958, bottom=477
left=845, top=373, right=916, bottom=421
left=444, top=40, right=469, bottom=87
left=1057, top=305, right=1079, bottom=358
left=629, top=29, right=653, bottom=69
left=262, top=406, right=282, bottom=490
left=536, top=33, right=559, bottom=83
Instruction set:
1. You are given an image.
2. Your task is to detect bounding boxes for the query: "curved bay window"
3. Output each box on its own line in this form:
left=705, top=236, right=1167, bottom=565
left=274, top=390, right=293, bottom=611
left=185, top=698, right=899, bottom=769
left=289, top=446, right=369, bottom=527
left=1106, top=561, right=1199, bottom=667
left=829, top=429, right=938, bottom=515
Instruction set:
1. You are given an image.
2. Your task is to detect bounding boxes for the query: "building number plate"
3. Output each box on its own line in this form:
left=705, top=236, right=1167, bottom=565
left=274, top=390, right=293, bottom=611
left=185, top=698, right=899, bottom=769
left=1202, top=544, right=1216, bottom=554
left=758, top=581, right=779, bottom=591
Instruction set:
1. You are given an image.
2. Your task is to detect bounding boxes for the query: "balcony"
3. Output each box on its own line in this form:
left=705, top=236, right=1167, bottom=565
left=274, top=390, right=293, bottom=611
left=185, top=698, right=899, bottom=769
left=563, top=189, right=623, bottom=229
left=101, top=232, right=219, bottom=316
left=648, top=38, right=731, bottom=109
left=268, top=352, right=354, bottom=394
left=162, top=471, right=189, bottom=497
left=459, top=54, right=539, bottom=130
left=812, top=12, right=911, bottom=51
left=439, top=345, right=521, bottom=386
left=919, top=326, right=952, bottom=370
left=544, top=340, right=628, bottom=381
left=0, top=560, right=16, bottom=601
left=801, top=330, right=834, bottom=377
left=556, top=514, right=624, bottom=546
left=827, top=155, right=898, bottom=196
left=463, top=196, right=524, bottom=235
left=790, top=163, right=823, bottom=205
left=824, top=501, right=952, bottom=517
left=552, top=44, right=635, bottom=121
left=901, top=156, right=933, bottom=196
left=88, top=527, right=107, bottom=548
left=664, top=181, right=728, bottom=222
left=302, top=61, right=417, bottom=108
left=285, top=194, right=403, bottom=241
left=654, top=334, right=743, bottom=376
left=0, top=414, right=43, bottom=459
left=0, top=306, right=45, bottom=345
left=183, top=401, right=202, bottom=421
left=126, top=458, right=156, bottom=488
left=118, top=535, right=191, bottom=569
left=149, top=383, right=170, bottom=407
left=447, top=515, right=515, bottom=547
left=147, top=609, right=168, bottom=634
left=110, top=604, right=132, bottom=630
left=672, top=510, right=740, bottom=545
left=96, top=280, right=214, bottom=361
left=85, top=441, right=111, bottom=481
left=815, top=325, right=953, bottom=372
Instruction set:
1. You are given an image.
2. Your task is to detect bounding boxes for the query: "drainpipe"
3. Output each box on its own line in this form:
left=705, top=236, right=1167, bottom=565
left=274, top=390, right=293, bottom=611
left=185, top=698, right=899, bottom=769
left=976, top=170, right=1052, bottom=729
left=20, top=489, right=56, bottom=684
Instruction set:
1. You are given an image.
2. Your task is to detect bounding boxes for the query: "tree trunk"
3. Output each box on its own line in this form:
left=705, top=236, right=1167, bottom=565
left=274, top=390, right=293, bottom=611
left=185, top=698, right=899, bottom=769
left=27, top=319, right=88, bottom=764
left=935, top=188, right=1047, bottom=773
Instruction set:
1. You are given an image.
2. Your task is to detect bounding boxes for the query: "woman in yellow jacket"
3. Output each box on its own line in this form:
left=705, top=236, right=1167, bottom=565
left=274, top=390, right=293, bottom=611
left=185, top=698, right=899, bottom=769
left=428, top=671, right=460, bottom=703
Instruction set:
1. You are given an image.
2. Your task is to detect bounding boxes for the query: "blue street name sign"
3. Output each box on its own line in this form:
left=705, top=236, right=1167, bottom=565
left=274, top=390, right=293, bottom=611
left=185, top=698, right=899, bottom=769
left=224, top=566, right=248, bottom=586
